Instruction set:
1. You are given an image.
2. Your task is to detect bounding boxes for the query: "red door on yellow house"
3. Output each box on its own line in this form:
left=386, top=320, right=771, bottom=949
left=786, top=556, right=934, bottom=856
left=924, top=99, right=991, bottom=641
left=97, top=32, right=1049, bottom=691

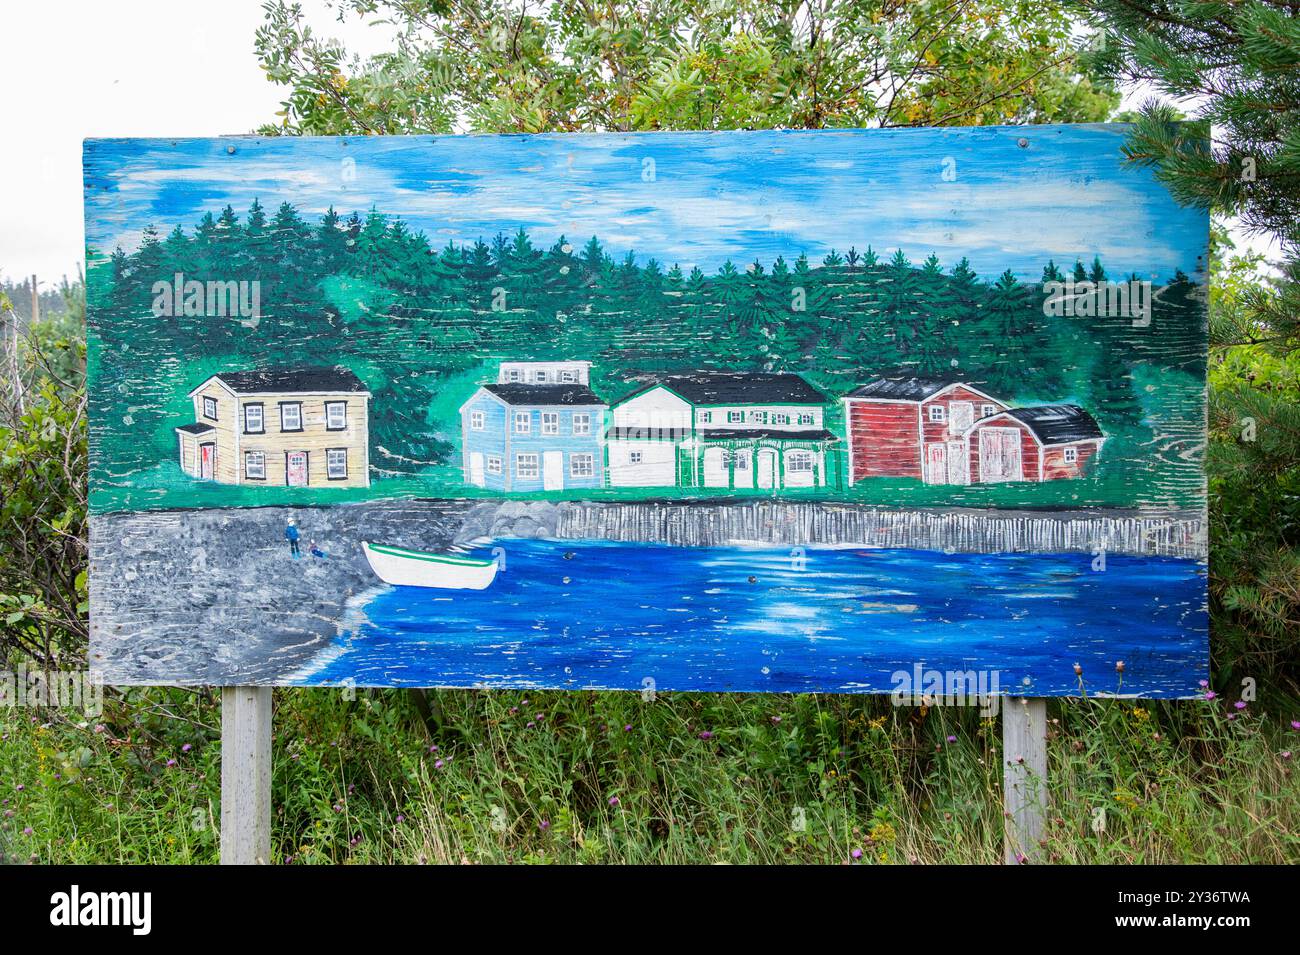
left=199, top=443, right=215, bottom=480
left=286, top=451, right=308, bottom=486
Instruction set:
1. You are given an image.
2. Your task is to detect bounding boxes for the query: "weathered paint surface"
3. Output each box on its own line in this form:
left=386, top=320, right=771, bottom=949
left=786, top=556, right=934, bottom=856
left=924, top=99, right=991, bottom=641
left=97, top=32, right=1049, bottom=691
left=83, top=126, right=1209, bottom=693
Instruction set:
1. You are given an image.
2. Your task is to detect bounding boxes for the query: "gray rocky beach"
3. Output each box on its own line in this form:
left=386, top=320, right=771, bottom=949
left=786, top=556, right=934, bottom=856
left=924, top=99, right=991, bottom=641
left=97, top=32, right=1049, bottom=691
left=90, top=499, right=1206, bottom=685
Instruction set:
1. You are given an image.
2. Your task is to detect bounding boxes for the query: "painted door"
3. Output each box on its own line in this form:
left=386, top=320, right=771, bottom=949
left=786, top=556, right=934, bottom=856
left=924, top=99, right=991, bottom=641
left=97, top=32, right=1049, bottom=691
left=756, top=449, right=777, bottom=488
left=286, top=451, right=309, bottom=486
left=543, top=450, right=564, bottom=491
left=199, top=443, right=215, bottom=480
left=469, top=452, right=485, bottom=486
left=945, top=440, right=968, bottom=484
left=924, top=442, right=946, bottom=484
left=949, top=401, right=974, bottom=435
left=703, top=447, right=728, bottom=487
left=979, top=428, right=1023, bottom=482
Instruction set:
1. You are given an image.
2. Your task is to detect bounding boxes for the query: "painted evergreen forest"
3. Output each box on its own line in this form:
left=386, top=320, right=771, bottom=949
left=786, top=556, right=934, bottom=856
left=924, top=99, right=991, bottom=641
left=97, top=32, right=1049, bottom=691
left=87, top=199, right=1205, bottom=511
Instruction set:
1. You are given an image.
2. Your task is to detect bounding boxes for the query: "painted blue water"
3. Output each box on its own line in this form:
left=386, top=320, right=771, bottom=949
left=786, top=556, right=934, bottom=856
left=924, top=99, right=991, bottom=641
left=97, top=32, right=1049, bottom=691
left=303, top=540, right=1208, bottom=697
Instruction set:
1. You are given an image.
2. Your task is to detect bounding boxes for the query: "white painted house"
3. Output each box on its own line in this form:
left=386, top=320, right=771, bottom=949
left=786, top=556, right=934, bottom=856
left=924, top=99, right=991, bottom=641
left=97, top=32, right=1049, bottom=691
left=606, top=372, right=840, bottom=490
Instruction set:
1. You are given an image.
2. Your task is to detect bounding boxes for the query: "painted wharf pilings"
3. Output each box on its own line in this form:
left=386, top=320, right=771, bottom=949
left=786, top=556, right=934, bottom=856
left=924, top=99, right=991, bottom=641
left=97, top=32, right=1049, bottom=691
left=545, top=501, right=1206, bottom=558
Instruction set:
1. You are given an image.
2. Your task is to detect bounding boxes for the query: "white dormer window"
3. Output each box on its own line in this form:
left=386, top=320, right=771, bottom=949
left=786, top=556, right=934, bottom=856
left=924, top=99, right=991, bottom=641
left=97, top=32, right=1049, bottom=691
left=928, top=405, right=946, bottom=423
left=560, top=370, right=577, bottom=383
left=698, top=410, right=712, bottom=424
left=1063, top=447, right=1078, bottom=464
left=982, top=403, right=998, bottom=417
left=798, top=413, right=814, bottom=425
left=507, top=369, right=522, bottom=382
left=727, top=411, right=744, bottom=423
left=534, top=370, right=549, bottom=383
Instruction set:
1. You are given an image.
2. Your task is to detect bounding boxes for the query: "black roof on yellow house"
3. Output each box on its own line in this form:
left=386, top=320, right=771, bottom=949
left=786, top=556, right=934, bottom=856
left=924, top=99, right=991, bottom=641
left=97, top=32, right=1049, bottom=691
left=195, top=366, right=370, bottom=395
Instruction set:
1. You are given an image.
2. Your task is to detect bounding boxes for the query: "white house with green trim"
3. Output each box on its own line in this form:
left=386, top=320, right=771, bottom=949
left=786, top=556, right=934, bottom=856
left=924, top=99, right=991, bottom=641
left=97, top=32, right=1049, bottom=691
left=605, top=372, right=840, bottom=490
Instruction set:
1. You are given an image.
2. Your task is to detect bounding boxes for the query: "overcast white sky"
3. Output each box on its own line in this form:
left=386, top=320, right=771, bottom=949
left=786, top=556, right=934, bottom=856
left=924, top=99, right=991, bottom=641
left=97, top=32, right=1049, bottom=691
left=0, top=0, right=389, bottom=285
left=0, top=1, right=1275, bottom=289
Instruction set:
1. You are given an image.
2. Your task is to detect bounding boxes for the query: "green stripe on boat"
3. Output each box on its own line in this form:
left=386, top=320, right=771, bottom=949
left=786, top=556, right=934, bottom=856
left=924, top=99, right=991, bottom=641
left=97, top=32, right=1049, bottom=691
left=366, top=543, right=495, bottom=567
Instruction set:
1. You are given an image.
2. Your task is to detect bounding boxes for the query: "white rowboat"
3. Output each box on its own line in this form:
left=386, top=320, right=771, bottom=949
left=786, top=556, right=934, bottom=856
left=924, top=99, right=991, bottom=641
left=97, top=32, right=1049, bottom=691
left=362, top=541, right=500, bottom=590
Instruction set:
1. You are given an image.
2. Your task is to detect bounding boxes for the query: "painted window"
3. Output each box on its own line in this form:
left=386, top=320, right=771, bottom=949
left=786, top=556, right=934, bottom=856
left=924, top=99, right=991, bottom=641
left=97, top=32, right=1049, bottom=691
left=326, top=448, right=348, bottom=480
left=560, top=370, right=577, bottom=383
left=982, top=403, right=998, bottom=417
left=514, top=410, right=531, bottom=434
left=725, top=451, right=750, bottom=470
left=470, top=410, right=486, bottom=431
left=280, top=402, right=303, bottom=432
left=570, top=453, right=595, bottom=477
left=486, top=455, right=502, bottom=475
left=516, top=453, right=539, bottom=479
left=699, top=410, right=712, bottom=424
left=535, top=370, right=549, bottom=383
left=572, top=413, right=591, bottom=435
left=788, top=450, right=814, bottom=472
left=507, top=369, right=522, bottom=382
left=243, top=403, right=264, bottom=433
left=751, top=410, right=769, bottom=424
left=629, top=451, right=643, bottom=465
left=1063, top=447, right=1078, bottom=464
left=202, top=396, right=218, bottom=420
left=244, top=451, right=266, bottom=480
left=727, top=411, right=743, bottom=423
left=325, top=401, right=347, bottom=431
left=772, top=413, right=790, bottom=425
left=928, top=405, right=946, bottom=423
left=797, top=413, right=814, bottom=425
left=542, top=412, right=560, bottom=435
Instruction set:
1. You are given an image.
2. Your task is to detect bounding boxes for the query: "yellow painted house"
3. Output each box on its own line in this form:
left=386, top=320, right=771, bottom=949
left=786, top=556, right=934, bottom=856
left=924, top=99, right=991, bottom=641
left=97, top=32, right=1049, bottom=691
left=175, top=367, right=371, bottom=488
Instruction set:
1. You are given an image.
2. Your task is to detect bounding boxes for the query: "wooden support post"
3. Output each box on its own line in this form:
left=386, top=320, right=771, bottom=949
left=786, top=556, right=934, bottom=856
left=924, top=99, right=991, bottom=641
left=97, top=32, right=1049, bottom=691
left=1002, top=696, right=1047, bottom=864
left=220, top=686, right=273, bottom=865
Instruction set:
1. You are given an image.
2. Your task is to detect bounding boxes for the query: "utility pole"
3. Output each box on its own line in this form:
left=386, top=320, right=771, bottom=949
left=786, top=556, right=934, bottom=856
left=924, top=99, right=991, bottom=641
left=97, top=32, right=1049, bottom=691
left=30, top=273, right=39, bottom=325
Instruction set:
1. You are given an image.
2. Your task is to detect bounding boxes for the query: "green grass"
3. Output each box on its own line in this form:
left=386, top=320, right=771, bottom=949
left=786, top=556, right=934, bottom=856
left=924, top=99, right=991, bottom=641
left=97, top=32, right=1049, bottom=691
left=91, top=459, right=1197, bottom=515
left=3, top=687, right=1295, bottom=864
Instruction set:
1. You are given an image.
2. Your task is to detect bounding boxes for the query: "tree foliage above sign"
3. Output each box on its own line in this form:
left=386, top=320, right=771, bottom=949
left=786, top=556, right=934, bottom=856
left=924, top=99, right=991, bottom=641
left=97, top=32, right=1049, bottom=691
left=254, top=0, right=1119, bottom=134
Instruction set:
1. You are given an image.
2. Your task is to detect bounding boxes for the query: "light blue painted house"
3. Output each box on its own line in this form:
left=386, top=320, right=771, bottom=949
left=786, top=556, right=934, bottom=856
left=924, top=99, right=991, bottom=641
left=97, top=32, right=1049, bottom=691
left=459, top=361, right=607, bottom=491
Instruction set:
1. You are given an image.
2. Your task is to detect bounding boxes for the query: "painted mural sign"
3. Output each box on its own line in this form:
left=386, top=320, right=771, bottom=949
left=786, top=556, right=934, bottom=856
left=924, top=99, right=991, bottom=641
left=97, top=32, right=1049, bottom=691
left=84, top=126, right=1208, bottom=696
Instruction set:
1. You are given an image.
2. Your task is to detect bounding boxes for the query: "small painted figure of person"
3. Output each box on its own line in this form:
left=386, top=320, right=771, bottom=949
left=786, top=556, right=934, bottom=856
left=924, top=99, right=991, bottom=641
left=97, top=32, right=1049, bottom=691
left=285, top=517, right=301, bottom=558
left=309, top=540, right=328, bottom=559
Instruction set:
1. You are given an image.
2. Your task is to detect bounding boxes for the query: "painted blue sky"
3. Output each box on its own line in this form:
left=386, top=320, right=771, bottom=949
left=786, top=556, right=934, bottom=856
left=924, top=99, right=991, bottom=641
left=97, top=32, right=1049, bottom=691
left=84, top=125, right=1207, bottom=282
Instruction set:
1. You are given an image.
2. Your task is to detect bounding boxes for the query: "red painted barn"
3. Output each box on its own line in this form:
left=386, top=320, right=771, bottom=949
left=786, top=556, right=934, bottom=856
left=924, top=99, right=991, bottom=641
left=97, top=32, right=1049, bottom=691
left=965, top=405, right=1104, bottom=483
left=842, top=377, right=1008, bottom=485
